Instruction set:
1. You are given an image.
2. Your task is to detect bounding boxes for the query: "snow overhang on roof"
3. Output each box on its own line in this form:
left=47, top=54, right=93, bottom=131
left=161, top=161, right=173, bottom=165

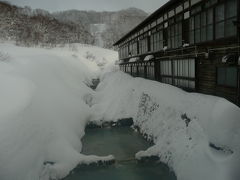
left=144, top=55, right=154, bottom=61
left=129, top=57, right=140, bottom=62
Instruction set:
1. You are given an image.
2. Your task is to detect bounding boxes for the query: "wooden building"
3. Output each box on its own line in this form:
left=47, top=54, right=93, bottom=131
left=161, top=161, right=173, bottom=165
left=114, top=0, right=240, bottom=106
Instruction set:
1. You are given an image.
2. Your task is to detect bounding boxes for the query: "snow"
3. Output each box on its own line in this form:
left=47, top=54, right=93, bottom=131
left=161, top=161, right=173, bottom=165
left=129, top=57, right=140, bottom=62
left=144, top=55, right=154, bottom=61
left=0, top=42, right=117, bottom=180
left=0, top=42, right=239, bottom=180
left=90, top=24, right=107, bottom=48
left=91, top=71, right=240, bottom=180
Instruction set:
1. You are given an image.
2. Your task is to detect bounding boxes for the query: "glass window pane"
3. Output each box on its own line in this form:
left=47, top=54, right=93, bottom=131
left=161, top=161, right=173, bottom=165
left=201, top=12, right=206, bottom=26
left=217, top=67, right=226, bottom=85
left=226, top=67, right=237, bottom=87
left=190, top=17, right=195, bottom=30
left=184, top=11, right=190, bottom=19
left=195, top=29, right=201, bottom=43
left=184, top=60, right=189, bottom=77
left=225, top=18, right=237, bottom=37
left=226, top=0, right=237, bottom=18
left=189, top=59, right=195, bottom=78
left=176, top=5, right=183, bottom=14
left=207, top=25, right=213, bottom=40
left=191, top=0, right=201, bottom=6
left=201, top=27, right=206, bottom=42
left=215, top=4, right=225, bottom=22
left=195, top=15, right=201, bottom=29
left=184, top=1, right=190, bottom=9
left=207, top=9, right=213, bottom=24
left=216, top=22, right=225, bottom=39
left=190, top=31, right=195, bottom=44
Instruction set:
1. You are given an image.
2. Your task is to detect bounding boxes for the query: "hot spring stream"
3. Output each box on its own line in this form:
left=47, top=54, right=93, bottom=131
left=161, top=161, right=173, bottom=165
left=63, top=127, right=176, bottom=180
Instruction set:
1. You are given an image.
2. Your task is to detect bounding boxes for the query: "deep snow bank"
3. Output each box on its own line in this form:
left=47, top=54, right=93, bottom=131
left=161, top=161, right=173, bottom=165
left=0, top=43, right=117, bottom=180
left=91, top=71, right=240, bottom=180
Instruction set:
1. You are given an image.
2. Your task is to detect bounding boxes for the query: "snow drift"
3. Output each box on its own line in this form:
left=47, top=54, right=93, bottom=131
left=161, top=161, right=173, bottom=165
left=0, top=42, right=239, bottom=180
left=91, top=71, right=240, bottom=180
left=0, top=43, right=117, bottom=180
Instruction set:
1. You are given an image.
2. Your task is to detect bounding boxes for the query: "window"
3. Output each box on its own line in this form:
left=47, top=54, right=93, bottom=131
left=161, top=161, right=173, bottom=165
left=225, top=0, right=237, bottom=37
left=168, top=17, right=183, bottom=49
left=189, top=8, right=213, bottom=44
left=150, top=30, right=164, bottom=52
left=151, top=21, right=156, bottom=28
left=184, top=1, right=190, bottom=9
left=206, top=8, right=213, bottom=41
left=119, top=44, right=129, bottom=59
left=191, top=0, right=201, bottom=6
left=215, top=4, right=225, bottom=39
left=157, top=17, right=163, bottom=24
left=215, top=0, right=237, bottom=39
left=139, top=34, right=148, bottom=54
left=125, top=64, right=132, bottom=75
left=176, top=5, right=183, bottom=14
left=160, top=59, right=196, bottom=89
left=168, top=10, right=175, bottom=18
left=132, top=64, right=138, bottom=77
left=164, top=13, right=168, bottom=20
left=129, top=41, right=138, bottom=56
left=184, top=11, right=190, bottom=19
left=138, top=63, right=145, bottom=78
left=217, top=67, right=238, bottom=87
left=160, top=60, right=172, bottom=76
left=205, top=0, right=217, bottom=8
left=164, top=22, right=169, bottom=28
left=146, top=62, right=155, bottom=80
left=173, top=59, right=195, bottom=89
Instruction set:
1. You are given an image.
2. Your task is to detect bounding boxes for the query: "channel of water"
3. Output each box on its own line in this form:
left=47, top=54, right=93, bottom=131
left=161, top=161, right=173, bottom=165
left=63, top=127, right=177, bottom=180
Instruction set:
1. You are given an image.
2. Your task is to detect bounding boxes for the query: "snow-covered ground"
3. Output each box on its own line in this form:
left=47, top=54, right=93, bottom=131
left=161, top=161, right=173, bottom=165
left=0, top=42, right=239, bottom=180
left=91, top=72, right=240, bottom=180
left=0, top=42, right=117, bottom=180
left=90, top=24, right=107, bottom=48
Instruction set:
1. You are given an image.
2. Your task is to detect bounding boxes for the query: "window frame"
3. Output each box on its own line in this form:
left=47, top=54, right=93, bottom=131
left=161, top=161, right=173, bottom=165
left=216, top=66, right=238, bottom=88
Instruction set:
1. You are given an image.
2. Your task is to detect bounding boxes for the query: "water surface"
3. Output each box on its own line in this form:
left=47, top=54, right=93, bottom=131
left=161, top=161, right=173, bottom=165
left=64, top=127, right=176, bottom=180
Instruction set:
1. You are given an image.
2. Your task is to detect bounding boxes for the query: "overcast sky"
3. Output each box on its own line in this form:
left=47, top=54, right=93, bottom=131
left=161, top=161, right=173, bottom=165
left=7, top=0, right=168, bottom=13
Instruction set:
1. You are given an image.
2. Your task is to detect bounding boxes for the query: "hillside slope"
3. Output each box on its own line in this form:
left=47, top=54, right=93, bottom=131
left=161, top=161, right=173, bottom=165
left=53, top=8, right=148, bottom=48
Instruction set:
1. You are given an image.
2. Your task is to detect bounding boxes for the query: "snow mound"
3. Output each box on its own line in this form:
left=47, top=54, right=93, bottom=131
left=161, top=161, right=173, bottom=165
left=91, top=71, right=240, bottom=180
left=0, top=43, right=117, bottom=180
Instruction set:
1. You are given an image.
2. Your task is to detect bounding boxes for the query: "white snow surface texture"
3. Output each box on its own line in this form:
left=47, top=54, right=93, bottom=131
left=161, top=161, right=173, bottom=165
left=92, top=74, right=240, bottom=180
left=0, top=42, right=239, bottom=180
left=0, top=43, right=117, bottom=180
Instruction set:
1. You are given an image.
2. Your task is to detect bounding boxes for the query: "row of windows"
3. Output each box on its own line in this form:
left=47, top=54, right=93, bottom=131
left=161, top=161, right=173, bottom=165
left=190, top=0, right=237, bottom=44
left=118, top=0, right=206, bottom=46
left=120, top=58, right=196, bottom=90
left=120, top=63, right=239, bottom=91
left=120, top=63, right=155, bottom=79
left=118, top=0, right=238, bottom=59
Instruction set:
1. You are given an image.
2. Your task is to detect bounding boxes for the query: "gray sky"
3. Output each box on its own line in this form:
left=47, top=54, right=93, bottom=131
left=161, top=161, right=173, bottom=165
left=7, top=0, right=168, bottom=13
